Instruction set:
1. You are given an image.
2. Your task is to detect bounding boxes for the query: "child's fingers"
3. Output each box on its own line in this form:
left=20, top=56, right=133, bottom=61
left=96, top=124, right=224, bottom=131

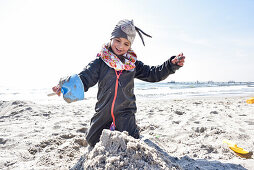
left=171, top=54, right=185, bottom=66
left=171, top=57, right=177, bottom=64
left=178, top=62, right=184, bottom=66
left=52, top=86, right=58, bottom=92
left=177, top=56, right=185, bottom=66
left=52, top=85, right=61, bottom=96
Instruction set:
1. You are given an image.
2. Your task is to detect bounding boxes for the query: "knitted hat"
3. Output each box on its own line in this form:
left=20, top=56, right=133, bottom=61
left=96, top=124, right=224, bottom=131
left=111, top=19, right=152, bottom=46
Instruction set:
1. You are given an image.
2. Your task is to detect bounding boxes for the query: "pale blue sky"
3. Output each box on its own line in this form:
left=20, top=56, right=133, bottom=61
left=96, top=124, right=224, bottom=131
left=0, top=0, right=253, bottom=89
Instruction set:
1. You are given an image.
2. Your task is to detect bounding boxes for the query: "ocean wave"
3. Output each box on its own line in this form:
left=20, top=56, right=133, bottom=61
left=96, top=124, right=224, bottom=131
left=0, top=82, right=253, bottom=103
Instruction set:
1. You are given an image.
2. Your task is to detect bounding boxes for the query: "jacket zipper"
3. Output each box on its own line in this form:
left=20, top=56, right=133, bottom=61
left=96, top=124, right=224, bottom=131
left=111, top=70, right=122, bottom=129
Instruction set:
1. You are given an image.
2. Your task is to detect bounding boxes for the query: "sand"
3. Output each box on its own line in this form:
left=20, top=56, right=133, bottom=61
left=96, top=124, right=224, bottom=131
left=1, top=96, right=254, bottom=169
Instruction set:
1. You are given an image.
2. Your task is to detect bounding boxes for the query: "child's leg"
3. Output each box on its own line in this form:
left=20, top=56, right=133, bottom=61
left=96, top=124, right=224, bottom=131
left=115, top=112, right=140, bottom=139
left=86, top=117, right=112, bottom=147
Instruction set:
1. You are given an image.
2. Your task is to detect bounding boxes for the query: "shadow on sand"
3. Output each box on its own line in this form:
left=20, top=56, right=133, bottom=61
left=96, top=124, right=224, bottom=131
left=143, top=139, right=247, bottom=170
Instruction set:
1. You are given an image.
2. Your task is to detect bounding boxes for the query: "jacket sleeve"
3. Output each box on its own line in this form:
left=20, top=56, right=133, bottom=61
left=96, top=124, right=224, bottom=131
left=78, top=58, right=101, bottom=92
left=134, top=56, right=181, bottom=82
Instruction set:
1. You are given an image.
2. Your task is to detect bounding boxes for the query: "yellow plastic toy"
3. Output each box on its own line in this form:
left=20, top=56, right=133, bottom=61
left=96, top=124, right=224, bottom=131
left=246, top=97, right=254, bottom=104
left=223, top=139, right=253, bottom=159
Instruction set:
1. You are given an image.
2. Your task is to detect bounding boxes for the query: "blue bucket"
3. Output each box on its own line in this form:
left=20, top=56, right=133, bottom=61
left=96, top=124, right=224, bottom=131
left=61, top=74, right=84, bottom=103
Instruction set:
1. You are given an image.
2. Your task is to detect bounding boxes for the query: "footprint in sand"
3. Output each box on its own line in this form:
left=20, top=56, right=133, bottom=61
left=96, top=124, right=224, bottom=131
left=175, top=110, right=185, bottom=115
left=60, top=134, right=76, bottom=139
left=245, top=121, right=254, bottom=125
left=77, top=127, right=88, bottom=133
left=0, top=138, right=7, bottom=145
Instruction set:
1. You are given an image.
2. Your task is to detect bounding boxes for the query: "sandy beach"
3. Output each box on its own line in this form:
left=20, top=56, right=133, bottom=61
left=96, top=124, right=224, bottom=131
left=1, top=95, right=254, bottom=169
left=1, top=0, right=254, bottom=169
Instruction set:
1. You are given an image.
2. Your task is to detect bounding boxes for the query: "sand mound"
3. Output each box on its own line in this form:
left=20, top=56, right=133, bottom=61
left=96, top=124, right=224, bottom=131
left=71, top=129, right=247, bottom=170
left=82, top=130, right=181, bottom=170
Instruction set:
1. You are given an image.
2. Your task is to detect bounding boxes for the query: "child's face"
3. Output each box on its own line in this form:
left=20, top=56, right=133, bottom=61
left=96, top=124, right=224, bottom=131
left=110, top=38, right=131, bottom=56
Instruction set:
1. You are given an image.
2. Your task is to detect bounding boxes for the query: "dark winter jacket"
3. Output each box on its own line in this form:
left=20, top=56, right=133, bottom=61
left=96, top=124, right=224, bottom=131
left=78, top=56, right=181, bottom=146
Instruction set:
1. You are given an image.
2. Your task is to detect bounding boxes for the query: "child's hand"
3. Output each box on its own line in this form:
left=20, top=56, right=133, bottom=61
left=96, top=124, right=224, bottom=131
left=52, top=85, right=61, bottom=96
left=171, top=53, right=185, bottom=66
left=51, top=76, right=71, bottom=97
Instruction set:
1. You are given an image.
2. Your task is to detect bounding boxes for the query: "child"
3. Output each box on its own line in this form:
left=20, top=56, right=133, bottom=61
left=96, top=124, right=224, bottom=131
left=53, top=19, right=185, bottom=147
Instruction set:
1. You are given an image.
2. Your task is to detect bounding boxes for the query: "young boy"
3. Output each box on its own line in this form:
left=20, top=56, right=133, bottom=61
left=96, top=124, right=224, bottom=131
left=53, top=19, right=185, bottom=146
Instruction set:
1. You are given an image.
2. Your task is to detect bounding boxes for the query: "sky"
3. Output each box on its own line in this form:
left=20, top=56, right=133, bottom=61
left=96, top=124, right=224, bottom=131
left=0, top=0, right=253, bottom=89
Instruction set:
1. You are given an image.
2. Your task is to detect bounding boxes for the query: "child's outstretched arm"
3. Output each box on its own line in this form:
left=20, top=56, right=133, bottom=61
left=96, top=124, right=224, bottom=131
left=135, top=53, right=185, bottom=82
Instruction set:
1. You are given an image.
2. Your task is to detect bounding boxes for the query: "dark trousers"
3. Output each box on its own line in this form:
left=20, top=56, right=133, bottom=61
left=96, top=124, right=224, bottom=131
left=86, top=112, right=140, bottom=147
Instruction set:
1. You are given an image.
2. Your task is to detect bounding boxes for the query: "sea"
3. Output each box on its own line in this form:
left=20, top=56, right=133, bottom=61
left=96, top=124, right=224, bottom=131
left=1, top=81, right=254, bottom=104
